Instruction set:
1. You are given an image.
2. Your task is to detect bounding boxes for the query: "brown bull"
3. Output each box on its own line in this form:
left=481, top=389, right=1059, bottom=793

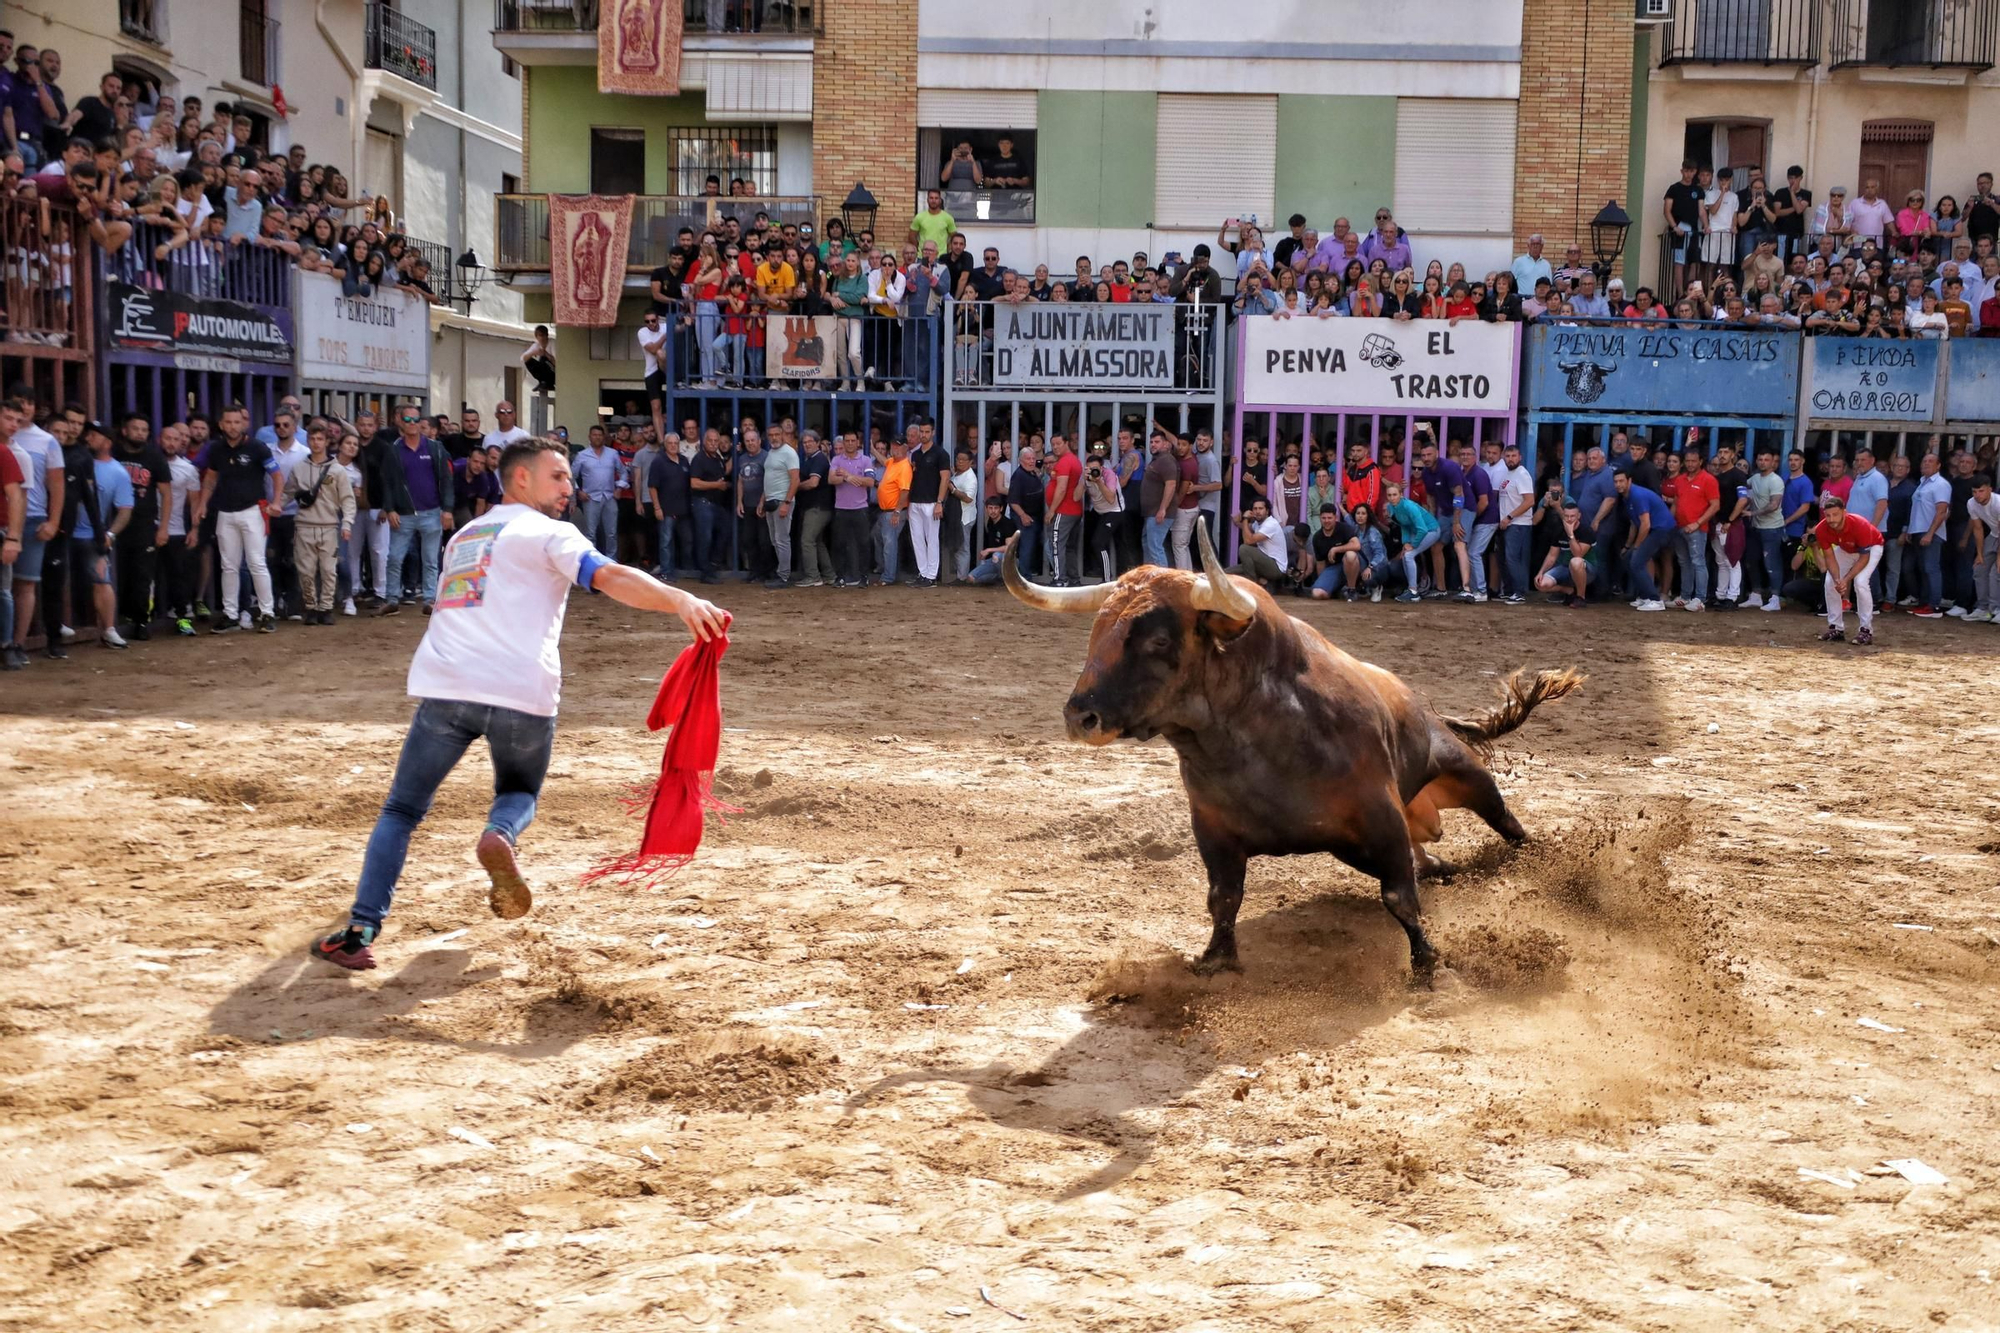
left=1004, top=523, right=1581, bottom=982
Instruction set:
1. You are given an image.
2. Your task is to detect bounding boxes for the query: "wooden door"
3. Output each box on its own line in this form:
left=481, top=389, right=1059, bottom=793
left=1725, top=123, right=1766, bottom=181
left=1859, top=137, right=1930, bottom=204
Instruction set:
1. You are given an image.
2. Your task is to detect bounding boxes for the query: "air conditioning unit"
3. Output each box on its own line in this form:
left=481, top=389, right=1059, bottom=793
left=1636, top=0, right=1671, bottom=23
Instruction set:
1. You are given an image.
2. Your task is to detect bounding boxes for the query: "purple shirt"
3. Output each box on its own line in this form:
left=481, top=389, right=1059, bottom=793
left=1359, top=228, right=1412, bottom=274
left=1309, top=234, right=1361, bottom=273
left=830, top=451, right=872, bottom=510
left=399, top=438, right=442, bottom=512
left=6, top=72, right=48, bottom=142
left=1465, top=463, right=1498, bottom=525
left=1419, top=457, right=1467, bottom=519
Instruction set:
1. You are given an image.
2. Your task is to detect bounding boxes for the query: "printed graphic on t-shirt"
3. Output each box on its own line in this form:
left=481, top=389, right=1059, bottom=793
left=435, top=518, right=509, bottom=610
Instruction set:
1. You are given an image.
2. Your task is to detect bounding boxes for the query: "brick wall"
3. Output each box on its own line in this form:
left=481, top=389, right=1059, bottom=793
left=811, top=0, right=919, bottom=223
left=1516, top=0, right=1635, bottom=255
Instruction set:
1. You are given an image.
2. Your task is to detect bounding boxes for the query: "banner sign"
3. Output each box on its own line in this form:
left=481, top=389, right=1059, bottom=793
left=765, top=314, right=838, bottom=381
left=548, top=194, right=636, bottom=328
left=599, top=0, right=682, bottom=95
left=1806, top=338, right=1938, bottom=421
left=295, top=269, right=430, bottom=392
left=1525, top=323, right=1799, bottom=418
left=1945, top=339, right=2000, bottom=424
left=108, top=281, right=290, bottom=363
left=1240, top=317, right=1517, bottom=411
left=992, top=305, right=1174, bottom=388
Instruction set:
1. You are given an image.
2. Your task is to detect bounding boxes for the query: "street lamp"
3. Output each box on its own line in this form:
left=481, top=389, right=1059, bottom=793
left=839, top=182, right=878, bottom=238
left=451, top=248, right=489, bottom=311
left=1588, top=200, right=1631, bottom=280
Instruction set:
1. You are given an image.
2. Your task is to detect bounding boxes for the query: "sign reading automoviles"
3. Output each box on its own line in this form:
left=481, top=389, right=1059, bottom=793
left=991, top=305, right=1173, bottom=387
left=296, top=269, right=431, bottom=392
left=109, top=282, right=291, bottom=362
left=1241, top=317, right=1517, bottom=411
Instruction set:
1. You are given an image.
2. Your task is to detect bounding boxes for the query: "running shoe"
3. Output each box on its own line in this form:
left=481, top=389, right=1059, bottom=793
left=1912, top=606, right=1943, bottom=619
left=1742, top=594, right=1763, bottom=610
left=210, top=618, right=236, bottom=635
left=478, top=829, right=532, bottom=920
left=194, top=601, right=211, bottom=619
left=1818, top=626, right=1845, bottom=641
left=1370, top=588, right=1383, bottom=602
left=101, top=628, right=128, bottom=649
left=1854, top=628, right=1874, bottom=645
left=1968, top=609, right=1994, bottom=623
left=342, top=599, right=357, bottom=616
left=255, top=614, right=276, bottom=633
left=1395, top=590, right=1421, bottom=604
left=1633, top=599, right=1665, bottom=612
left=175, top=617, right=196, bottom=636
left=312, top=923, right=378, bottom=971
left=1685, top=599, right=1705, bottom=612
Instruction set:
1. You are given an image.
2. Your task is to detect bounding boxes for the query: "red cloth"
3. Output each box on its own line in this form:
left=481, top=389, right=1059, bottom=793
left=585, top=627, right=736, bottom=884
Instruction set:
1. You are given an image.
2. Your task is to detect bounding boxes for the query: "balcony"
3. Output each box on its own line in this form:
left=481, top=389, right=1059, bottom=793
left=1830, top=0, right=1997, bottom=68
left=1658, top=0, right=1819, bottom=65
left=119, top=0, right=165, bottom=45
left=493, top=0, right=817, bottom=65
left=239, top=3, right=279, bottom=87
left=367, top=2, right=440, bottom=91
left=495, top=193, right=819, bottom=276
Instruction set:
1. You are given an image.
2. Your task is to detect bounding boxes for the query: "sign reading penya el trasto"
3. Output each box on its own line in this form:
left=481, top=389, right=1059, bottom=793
left=1240, top=317, right=1519, bottom=411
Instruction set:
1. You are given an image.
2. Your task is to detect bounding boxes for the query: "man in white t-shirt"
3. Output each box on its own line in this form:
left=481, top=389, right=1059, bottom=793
left=1845, top=179, right=1897, bottom=249
left=257, top=408, right=310, bottom=621
left=1493, top=442, right=1536, bottom=604
left=1229, top=497, right=1288, bottom=586
left=637, top=310, right=670, bottom=445
left=481, top=401, right=532, bottom=456
left=315, top=437, right=729, bottom=972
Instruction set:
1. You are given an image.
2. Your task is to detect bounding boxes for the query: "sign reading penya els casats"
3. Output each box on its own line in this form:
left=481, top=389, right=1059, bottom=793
left=991, top=306, right=1174, bottom=387
left=1528, top=324, right=1800, bottom=417
left=1240, top=318, right=1517, bottom=411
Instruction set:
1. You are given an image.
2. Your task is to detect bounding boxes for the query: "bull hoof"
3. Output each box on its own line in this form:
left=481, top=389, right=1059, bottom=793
left=1409, top=953, right=1441, bottom=990
left=1417, top=858, right=1459, bottom=882
left=1188, top=953, right=1243, bottom=978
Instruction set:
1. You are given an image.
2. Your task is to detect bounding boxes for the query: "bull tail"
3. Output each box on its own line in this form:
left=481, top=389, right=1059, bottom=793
left=1443, top=667, right=1586, bottom=756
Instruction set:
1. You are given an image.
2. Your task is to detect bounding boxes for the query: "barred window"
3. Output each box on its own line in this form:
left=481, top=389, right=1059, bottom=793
left=667, top=127, right=779, bottom=197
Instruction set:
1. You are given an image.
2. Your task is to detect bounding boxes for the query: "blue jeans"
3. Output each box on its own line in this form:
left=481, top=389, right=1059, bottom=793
left=969, top=555, right=1004, bottom=585
left=1466, top=521, right=1498, bottom=593
left=1918, top=536, right=1945, bottom=608
left=1628, top=528, right=1673, bottom=600
left=1753, top=527, right=1784, bottom=598
left=654, top=514, right=678, bottom=577
left=1015, top=520, right=1043, bottom=579
left=695, top=303, right=721, bottom=381
left=1677, top=527, right=1709, bottom=602
left=1399, top=527, right=1440, bottom=589
left=693, top=501, right=725, bottom=579
left=876, top=510, right=904, bottom=583
left=387, top=508, right=443, bottom=604
left=579, top=496, right=618, bottom=557
left=1142, top=514, right=1173, bottom=567
left=1502, top=524, right=1530, bottom=596
left=349, top=698, right=558, bottom=931
left=0, top=555, right=12, bottom=648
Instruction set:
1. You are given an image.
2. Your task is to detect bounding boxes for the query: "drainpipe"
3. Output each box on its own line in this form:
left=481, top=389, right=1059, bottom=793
left=317, top=0, right=366, bottom=194
left=1804, top=60, right=1824, bottom=190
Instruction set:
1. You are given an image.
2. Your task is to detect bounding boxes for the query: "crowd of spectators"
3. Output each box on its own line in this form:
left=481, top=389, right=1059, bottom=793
left=1659, top=162, right=2000, bottom=335
left=1, top=35, right=443, bottom=317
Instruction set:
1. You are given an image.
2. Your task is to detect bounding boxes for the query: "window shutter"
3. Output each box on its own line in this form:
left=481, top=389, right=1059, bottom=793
left=915, top=90, right=1038, bottom=129
left=1393, top=99, right=1517, bottom=236
left=706, top=55, right=812, bottom=122
left=1154, top=94, right=1277, bottom=229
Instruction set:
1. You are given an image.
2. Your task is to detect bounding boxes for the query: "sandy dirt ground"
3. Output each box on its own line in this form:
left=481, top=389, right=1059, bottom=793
left=2, top=587, right=1999, bottom=1332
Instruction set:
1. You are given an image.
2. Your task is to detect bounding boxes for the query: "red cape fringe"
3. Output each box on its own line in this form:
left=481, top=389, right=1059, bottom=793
left=583, top=630, right=736, bottom=887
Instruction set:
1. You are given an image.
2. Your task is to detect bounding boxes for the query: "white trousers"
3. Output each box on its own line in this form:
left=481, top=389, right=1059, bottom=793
left=1826, top=545, right=1882, bottom=631
left=216, top=507, right=273, bottom=619
left=1170, top=507, right=1201, bottom=570
left=1712, top=522, right=1742, bottom=601
left=909, top=504, right=942, bottom=579
left=350, top=507, right=391, bottom=598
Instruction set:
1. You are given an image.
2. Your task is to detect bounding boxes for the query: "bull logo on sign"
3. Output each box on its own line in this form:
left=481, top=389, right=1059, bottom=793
left=1359, top=333, right=1403, bottom=369
left=1556, top=360, right=1617, bottom=405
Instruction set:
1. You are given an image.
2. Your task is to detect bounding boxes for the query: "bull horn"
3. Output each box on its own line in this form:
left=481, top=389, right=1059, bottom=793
left=1001, top=534, right=1114, bottom=613
left=1191, top=520, right=1258, bottom=621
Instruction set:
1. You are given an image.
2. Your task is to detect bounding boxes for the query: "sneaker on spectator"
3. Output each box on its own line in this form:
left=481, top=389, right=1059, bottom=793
left=1501, top=593, right=1524, bottom=605
left=1669, top=597, right=1686, bottom=609
left=1370, top=588, right=1382, bottom=603
left=239, top=611, right=253, bottom=629
left=1470, top=591, right=1488, bottom=604
left=1818, top=625, right=1845, bottom=641
left=1423, top=589, right=1449, bottom=601
left=2, top=647, right=27, bottom=670
left=1633, top=599, right=1665, bottom=612
left=194, top=601, right=212, bottom=619
left=101, top=628, right=128, bottom=649
left=58, top=625, right=75, bottom=642
left=378, top=600, right=401, bottom=616
left=1912, top=606, right=1942, bottom=618
left=1685, top=599, right=1705, bottom=612
left=175, top=617, right=196, bottom=637
left=342, top=598, right=357, bottom=617
left=1762, top=598, right=1781, bottom=612
left=1966, top=609, right=1993, bottom=623
left=1946, top=605, right=1967, bottom=617
left=1898, top=595, right=1917, bottom=607
left=1742, top=593, right=1763, bottom=609
left=255, top=614, right=277, bottom=633
left=1628, top=598, right=1644, bottom=608
left=44, top=642, right=66, bottom=659
left=1394, top=590, right=1420, bottom=604
left=1564, top=595, right=1587, bottom=609
left=211, top=618, right=236, bottom=635
left=1854, top=628, right=1874, bottom=645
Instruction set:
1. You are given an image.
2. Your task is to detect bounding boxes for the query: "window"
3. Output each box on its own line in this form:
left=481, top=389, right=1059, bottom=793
left=1392, top=98, right=1516, bottom=235
left=1681, top=119, right=1768, bottom=181
left=120, top=0, right=166, bottom=45
left=502, top=172, right=520, bottom=196
left=502, top=54, right=519, bottom=78
left=916, top=127, right=1037, bottom=225
left=666, top=127, right=778, bottom=196
left=1154, top=94, right=1276, bottom=230
left=590, top=128, right=647, bottom=197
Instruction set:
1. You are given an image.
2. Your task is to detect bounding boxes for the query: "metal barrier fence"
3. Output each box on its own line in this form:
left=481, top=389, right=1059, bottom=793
left=1, top=196, right=96, bottom=410
left=101, top=218, right=297, bottom=309
left=495, top=195, right=821, bottom=272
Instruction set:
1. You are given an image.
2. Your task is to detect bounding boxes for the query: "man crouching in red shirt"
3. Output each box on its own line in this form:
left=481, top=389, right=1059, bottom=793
left=1814, top=492, right=1883, bottom=645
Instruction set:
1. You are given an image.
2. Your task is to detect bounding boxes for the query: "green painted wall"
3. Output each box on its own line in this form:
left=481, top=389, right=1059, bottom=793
left=1275, top=95, right=1397, bottom=230
left=526, top=66, right=711, bottom=194
left=1626, top=30, right=1650, bottom=286
left=1035, top=91, right=1156, bottom=229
